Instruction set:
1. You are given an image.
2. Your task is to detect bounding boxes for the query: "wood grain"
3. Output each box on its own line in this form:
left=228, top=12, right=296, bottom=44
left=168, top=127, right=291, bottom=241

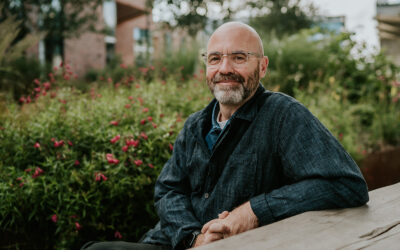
left=197, top=182, right=400, bottom=250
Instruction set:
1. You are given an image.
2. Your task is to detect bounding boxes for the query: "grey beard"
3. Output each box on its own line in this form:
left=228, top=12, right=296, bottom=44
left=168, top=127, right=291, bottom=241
left=208, top=68, right=259, bottom=105
left=213, top=84, right=248, bottom=105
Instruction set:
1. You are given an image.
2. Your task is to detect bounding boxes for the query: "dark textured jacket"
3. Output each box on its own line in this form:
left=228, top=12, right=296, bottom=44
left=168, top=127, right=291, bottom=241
left=142, top=84, right=369, bottom=248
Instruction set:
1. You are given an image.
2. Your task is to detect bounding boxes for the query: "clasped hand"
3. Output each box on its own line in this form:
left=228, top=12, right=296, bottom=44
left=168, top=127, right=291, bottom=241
left=193, top=201, right=258, bottom=247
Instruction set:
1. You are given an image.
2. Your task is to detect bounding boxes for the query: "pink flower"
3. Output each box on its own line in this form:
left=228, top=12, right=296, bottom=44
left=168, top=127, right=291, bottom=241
left=124, top=104, right=131, bottom=109
left=110, top=121, right=119, bottom=126
left=106, top=154, right=119, bottom=164
left=169, top=143, right=173, bottom=151
left=110, top=135, right=121, bottom=144
left=114, top=231, right=123, bottom=239
left=148, top=164, right=154, bottom=168
left=95, top=172, right=108, bottom=182
left=19, top=96, right=26, bottom=103
left=54, top=140, right=64, bottom=147
left=126, top=139, right=139, bottom=148
left=43, top=82, right=51, bottom=90
left=16, top=177, right=23, bottom=181
left=34, top=142, right=40, bottom=148
left=74, top=160, right=80, bottom=166
left=34, top=78, right=40, bottom=85
left=122, top=145, right=129, bottom=152
left=24, top=168, right=32, bottom=173
left=152, top=123, right=157, bottom=128
left=75, top=222, right=82, bottom=230
left=32, top=167, right=44, bottom=178
left=160, top=113, right=165, bottom=118
left=51, top=214, right=58, bottom=223
left=147, top=116, right=153, bottom=121
left=120, top=63, right=127, bottom=69
left=134, top=159, right=143, bottom=166
left=68, top=141, right=73, bottom=146
left=106, top=153, right=114, bottom=161
left=34, top=87, right=41, bottom=92
left=140, top=132, right=148, bottom=140
left=19, top=182, right=24, bottom=187
left=128, top=96, right=133, bottom=100
left=142, top=107, right=149, bottom=113
left=140, top=119, right=146, bottom=125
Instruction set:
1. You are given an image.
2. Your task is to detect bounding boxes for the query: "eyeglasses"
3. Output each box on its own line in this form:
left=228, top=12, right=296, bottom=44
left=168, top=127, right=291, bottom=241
left=202, top=51, right=262, bottom=67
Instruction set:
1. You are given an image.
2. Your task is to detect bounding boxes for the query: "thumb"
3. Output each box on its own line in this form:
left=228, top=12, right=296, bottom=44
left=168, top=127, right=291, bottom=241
left=218, top=211, right=229, bottom=219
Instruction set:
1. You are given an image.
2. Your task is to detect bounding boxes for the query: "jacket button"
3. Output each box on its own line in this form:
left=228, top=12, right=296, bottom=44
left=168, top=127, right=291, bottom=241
left=204, top=193, right=209, bottom=199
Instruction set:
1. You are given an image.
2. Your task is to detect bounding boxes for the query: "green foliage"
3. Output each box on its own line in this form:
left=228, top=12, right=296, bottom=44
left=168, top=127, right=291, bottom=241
left=262, top=29, right=398, bottom=101
left=0, top=70, right=210, bottom=249
left=0, top=6, right=45, bottom=100
left=249, top=0, right=315, bottom=37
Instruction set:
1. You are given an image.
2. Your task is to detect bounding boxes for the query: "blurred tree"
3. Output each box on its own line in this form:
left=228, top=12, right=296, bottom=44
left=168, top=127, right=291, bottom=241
left=1, top=0, right=103, bottom=64
left=149, top=0, right=235, bottom=37
left=150, top=0, right=315, bottom=37
left=248, top=0, right=316, bottom=37
left=0, top=3, right=43, bottom=98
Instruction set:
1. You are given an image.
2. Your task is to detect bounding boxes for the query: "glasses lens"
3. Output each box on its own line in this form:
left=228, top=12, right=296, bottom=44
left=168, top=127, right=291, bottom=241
left=230, top=52, right=248, bottom=64
left=207, top=54, right=221, bottom=65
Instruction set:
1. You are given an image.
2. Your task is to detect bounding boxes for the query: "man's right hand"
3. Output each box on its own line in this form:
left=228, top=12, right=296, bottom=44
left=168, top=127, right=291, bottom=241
left=193, top=211, right=230, bottom=247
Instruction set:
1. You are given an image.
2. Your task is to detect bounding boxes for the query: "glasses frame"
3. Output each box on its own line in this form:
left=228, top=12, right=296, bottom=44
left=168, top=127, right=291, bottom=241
left=201, top=51, right=263, bottom=67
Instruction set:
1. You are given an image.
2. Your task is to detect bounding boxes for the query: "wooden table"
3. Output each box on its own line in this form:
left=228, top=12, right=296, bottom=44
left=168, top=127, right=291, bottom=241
left=198, top=182, right=400, bottom=250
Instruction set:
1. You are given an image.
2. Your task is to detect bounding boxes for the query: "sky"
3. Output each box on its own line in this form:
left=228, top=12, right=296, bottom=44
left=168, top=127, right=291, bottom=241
left=304, top=0, right=380, bottom=52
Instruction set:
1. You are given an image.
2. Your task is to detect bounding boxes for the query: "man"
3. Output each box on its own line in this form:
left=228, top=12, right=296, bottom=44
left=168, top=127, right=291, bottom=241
left=83, top=22, right=369, bottom=250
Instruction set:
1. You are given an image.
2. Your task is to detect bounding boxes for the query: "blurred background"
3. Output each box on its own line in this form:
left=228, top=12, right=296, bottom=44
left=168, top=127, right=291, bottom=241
left=0, top=0, right=399, bottom=249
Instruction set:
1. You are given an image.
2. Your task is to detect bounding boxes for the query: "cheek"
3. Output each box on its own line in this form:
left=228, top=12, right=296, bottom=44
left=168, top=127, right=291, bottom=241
left=206, top=69, right=216, bottom=80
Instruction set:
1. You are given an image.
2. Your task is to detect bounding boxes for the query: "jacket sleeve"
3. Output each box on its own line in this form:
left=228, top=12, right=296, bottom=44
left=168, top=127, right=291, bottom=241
left=154, top=121, right=202, bottom=249
left=250, top=101, right=369, bottom=226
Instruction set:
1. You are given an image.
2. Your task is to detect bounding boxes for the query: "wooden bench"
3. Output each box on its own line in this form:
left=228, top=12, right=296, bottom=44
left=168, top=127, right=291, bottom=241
left=199, top=182, right=400, bottom=249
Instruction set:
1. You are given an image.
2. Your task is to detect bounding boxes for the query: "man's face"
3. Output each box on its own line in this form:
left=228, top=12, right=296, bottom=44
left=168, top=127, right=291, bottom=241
left=205, top=26, right=267, bottom=106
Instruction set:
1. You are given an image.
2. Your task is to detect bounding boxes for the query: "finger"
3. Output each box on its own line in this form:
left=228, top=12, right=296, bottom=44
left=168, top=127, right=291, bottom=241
left=218, top=211, right=229, bottom=219
left=208, top=222, right=230, bottom=234
left=204, top=232, right=224, bottom=243
left=202, top=219, right=219, bottom=233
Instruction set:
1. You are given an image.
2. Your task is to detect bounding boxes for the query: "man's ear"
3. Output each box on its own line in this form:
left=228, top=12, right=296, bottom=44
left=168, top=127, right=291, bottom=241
left=259, top=56, right=269, bottom=78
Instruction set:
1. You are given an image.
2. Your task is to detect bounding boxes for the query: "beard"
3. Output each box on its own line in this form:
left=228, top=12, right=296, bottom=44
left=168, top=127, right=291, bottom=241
left=207, top=67, right=260, bottom=105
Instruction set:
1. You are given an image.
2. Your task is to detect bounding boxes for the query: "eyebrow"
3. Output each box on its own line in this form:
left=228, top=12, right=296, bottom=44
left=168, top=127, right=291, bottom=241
left=207, top=50, right=247, bottom=55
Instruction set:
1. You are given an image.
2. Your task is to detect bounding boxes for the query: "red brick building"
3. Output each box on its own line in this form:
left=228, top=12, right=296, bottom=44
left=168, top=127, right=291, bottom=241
left=28, top=0, right=153, bottom=77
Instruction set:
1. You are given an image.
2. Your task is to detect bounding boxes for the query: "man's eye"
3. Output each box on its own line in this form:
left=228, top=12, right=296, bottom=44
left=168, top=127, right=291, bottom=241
left=208, top=56, right=221, bottom=64
left=232, top=54, right=247, bottom=63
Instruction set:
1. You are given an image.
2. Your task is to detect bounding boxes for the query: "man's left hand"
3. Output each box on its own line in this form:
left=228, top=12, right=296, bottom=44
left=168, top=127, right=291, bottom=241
left=201, top=201, right=258, bottom=238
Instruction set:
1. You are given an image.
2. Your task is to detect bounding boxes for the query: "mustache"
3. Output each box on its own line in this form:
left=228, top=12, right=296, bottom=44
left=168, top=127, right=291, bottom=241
left=212, top=73, right=245, bottom=84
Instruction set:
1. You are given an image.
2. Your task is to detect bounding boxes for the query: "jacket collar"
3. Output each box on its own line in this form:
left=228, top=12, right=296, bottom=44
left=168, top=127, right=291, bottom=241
left=188, top=83, right=266, bottom=148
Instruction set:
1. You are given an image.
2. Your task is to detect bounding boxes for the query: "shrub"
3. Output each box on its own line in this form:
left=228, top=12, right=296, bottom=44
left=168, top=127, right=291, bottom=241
left=0, top=72, right=209, bottom=249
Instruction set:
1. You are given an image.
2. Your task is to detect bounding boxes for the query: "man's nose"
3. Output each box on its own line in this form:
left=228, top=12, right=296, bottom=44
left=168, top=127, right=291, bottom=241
left=217, top=56, right=235, bottom=74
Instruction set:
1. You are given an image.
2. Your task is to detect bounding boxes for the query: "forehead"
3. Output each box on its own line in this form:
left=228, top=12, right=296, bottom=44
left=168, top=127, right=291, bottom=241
left=207, top=26, right=259, bottom=53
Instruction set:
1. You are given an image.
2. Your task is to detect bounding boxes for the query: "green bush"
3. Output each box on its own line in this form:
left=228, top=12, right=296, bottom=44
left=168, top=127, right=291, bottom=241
left=262, top=29, right=398, bottom=102
left=0, top=73, right=209, bottom=249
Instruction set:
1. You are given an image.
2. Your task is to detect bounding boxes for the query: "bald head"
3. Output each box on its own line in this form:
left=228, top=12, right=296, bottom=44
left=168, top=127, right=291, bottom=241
left=207, top=22, right=264, bottom=55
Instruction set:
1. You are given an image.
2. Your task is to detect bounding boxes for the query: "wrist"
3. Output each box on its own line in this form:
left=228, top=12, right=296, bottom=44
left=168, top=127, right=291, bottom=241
left=193, top=233, right=203, bottom=247
left=182, top=230, right=201, bottom=249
